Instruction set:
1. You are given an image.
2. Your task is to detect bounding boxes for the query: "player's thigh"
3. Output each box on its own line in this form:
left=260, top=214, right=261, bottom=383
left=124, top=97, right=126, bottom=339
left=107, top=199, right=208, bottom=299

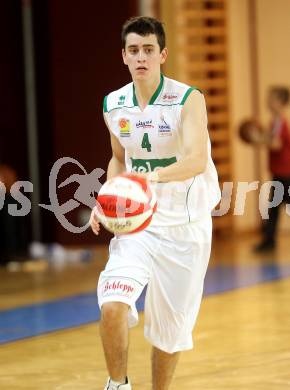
left=150, top=233, right=211, bottom=313
left=97, top=232, right=154, bottom=323
left=143, top=218, right=212, bottom=352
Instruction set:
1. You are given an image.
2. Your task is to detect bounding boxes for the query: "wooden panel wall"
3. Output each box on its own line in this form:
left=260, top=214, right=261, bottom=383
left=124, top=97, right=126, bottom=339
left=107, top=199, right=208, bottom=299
left=161, top=0, right=232, bottom=232
left=36, top=1, right=138, bottom=245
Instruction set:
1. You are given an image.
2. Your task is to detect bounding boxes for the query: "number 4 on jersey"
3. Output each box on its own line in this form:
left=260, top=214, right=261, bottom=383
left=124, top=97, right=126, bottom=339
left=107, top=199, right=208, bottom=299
left=141, top=133, right=152, bottom=152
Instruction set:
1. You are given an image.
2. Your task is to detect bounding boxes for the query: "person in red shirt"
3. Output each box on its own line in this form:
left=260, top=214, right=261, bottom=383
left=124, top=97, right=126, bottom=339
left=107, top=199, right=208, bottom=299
left=255, top=86, right=290, bottom=252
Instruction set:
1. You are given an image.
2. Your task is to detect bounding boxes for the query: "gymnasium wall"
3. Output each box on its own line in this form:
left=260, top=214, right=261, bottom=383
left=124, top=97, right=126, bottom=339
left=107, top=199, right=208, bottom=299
left=1, top=1, right=138, bottom=246
left=46, top=0, right=138, bottom=245
left=0, top=2, right=28, bottom=182
left=0, top=1, right=31, bottom=246
left=228, top=0, right=290, bottom=232
left=227, top=0, right=257, bottom=232
left=159, top=0, right=290, bottom=234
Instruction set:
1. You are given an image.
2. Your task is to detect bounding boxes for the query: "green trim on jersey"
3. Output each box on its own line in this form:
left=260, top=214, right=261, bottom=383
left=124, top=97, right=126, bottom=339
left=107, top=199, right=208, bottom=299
left=151, top=103, right=181, bottom=107
left=180, top=86, right=202, bottom=105
left=131, top=156, right=177, bottom=172
left=104, top=77, right=202, bottom=113
left=106, top=103, right=179, bottom=113
left=149, top=73, right=164, bottom=104
left=186, top=177, right=195, bottom=222
left=133, top=74, right=164, bottom=107
left=106, top=105, right=136, bottom=114
left=103, top=95, right=108, bottom=113
left=133, top=86, right=138, bottom=106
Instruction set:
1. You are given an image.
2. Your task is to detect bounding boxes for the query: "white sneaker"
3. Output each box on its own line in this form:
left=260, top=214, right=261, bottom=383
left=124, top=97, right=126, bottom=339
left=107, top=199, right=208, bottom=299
left=103, top=377, right=131, bottom=390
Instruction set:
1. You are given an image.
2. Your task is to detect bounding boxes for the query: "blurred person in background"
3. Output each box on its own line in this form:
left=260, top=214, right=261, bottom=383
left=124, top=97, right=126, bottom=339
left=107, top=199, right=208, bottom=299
left=254, top=86, right=290, bottom=252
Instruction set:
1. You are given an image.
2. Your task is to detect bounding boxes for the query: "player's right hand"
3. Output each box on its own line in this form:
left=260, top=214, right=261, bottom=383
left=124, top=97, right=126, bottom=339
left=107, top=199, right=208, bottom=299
left=90, top=206, right=100, bottom=235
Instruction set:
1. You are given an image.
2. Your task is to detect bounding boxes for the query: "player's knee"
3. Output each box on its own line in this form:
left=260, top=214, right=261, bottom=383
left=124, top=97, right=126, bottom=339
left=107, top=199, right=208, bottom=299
left=101, top=302, right=129, bottom=325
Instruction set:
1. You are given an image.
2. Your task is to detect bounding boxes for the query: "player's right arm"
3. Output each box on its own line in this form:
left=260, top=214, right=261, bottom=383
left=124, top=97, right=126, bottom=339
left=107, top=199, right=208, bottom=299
left=90, top=112, right=125, bottom=235
left=104, top=113, right=126, bottom=180
left=107, top=133, right=126, bottom=180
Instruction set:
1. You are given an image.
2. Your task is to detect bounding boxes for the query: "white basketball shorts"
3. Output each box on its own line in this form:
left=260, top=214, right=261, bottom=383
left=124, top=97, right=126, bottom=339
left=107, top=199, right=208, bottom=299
left=97, top=215, right=212, bottom=354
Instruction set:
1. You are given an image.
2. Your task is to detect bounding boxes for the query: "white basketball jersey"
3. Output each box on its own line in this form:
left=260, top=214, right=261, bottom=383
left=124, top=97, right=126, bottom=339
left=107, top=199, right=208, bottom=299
left=103, top=74, right=221, bottom=227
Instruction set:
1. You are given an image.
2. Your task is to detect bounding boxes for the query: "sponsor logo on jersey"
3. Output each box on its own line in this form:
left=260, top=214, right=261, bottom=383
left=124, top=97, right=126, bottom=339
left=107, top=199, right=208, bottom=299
left=158, top=116, right=172, bottom=136
left=118, top=95, right=126, bottom=106
left=161, top=93, right=179, bottom=101
left=119, top=118, right=130, bottom=137
left=131, top=157, right=177, bottom=172
left=136, top=119, right=154, bottom=129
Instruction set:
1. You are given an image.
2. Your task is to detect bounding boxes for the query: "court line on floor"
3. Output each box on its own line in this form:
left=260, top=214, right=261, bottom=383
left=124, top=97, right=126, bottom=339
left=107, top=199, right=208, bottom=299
left=1, top=263, right=290, bottom=344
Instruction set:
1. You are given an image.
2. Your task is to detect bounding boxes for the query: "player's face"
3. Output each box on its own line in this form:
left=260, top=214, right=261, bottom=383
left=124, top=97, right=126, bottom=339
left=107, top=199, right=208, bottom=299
left=122, top=33, right=168, bottom=81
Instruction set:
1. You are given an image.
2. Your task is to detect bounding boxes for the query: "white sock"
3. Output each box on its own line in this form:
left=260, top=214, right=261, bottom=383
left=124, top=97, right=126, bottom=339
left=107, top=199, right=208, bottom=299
left=110, top=377, right=127, bottom=387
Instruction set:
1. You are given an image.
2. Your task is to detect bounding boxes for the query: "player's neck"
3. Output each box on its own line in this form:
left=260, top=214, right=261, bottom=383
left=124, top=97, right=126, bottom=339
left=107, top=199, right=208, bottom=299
left=133, top=73, right=161, bottom=110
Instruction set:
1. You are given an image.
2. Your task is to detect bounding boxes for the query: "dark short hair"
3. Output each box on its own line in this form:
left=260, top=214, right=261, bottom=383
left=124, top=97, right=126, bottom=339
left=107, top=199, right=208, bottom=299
left=270, top=86, right=290, bottom=105
left=121, top=16, right=166, bottom=51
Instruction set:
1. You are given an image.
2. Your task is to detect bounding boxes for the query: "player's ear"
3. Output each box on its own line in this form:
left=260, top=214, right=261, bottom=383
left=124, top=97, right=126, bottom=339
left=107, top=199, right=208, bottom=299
left=122, top=49, right=128, bottom=65
left=160, top=47, right=168, bottom=65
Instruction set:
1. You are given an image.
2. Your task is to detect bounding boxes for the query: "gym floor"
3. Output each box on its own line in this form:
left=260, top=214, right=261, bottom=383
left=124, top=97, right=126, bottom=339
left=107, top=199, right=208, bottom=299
left=0, top=234, right=290, bottom=389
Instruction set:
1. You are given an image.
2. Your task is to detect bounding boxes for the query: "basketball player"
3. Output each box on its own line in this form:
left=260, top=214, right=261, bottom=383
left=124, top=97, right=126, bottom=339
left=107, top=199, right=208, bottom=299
left=90, top=17, right=221, bottom=390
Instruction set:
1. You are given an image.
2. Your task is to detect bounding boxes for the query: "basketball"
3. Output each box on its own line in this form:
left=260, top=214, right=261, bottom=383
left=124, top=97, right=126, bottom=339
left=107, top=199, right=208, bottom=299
left=0, top=164, right=17, bottom=191
left=238, top=119, right=264, bottom=144
left=95, top=173, right=157, bottom=235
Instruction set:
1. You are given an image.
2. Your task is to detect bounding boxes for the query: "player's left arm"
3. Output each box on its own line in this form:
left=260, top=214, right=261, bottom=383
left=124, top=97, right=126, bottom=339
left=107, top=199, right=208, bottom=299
left=152, top=90, right=208, bottom=182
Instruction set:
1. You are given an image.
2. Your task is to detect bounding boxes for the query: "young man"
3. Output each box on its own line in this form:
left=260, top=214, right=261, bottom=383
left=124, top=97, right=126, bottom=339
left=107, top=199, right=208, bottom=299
left=91, top=16, right=220, bottom=390
left=254, top=87, right=290, bottom=252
